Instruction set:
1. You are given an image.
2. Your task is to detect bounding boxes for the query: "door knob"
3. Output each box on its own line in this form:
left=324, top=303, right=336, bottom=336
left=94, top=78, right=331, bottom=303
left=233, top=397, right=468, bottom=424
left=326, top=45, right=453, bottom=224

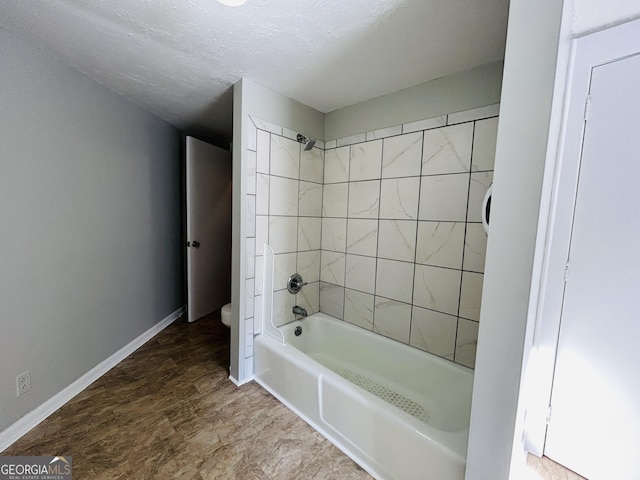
left=191, top=241, right=201, bottom=248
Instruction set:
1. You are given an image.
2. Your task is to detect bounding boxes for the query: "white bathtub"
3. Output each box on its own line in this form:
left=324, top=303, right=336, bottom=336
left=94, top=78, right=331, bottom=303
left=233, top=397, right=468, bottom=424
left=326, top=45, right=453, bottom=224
left=254, top=312, right=474, bottom=480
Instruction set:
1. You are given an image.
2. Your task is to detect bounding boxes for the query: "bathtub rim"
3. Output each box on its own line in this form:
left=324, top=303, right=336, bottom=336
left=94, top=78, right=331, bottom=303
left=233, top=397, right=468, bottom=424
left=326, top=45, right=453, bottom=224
left=280, top=311, right=474, bottom=378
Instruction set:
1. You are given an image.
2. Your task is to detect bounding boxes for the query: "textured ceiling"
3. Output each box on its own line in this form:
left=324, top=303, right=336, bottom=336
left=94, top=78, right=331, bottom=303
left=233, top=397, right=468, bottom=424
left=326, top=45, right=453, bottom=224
left=0, top=0, right=509, bottom=141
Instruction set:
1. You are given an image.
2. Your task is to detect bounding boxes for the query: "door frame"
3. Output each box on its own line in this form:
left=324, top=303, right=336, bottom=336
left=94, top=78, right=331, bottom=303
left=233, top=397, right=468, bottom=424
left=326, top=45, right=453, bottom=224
left=522, top=17, right=640, bottom=456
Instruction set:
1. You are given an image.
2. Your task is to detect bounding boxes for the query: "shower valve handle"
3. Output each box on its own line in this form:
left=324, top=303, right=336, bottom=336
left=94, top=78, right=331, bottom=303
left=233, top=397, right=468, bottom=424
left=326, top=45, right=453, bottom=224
left=287, top=273, right=307, bottom=294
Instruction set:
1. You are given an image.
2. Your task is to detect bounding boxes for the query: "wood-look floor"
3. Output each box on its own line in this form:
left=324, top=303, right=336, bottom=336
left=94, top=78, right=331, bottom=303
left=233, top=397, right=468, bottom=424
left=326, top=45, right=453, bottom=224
left=2, top=312, right=372, bottom=479
left=526, top=454, right=587, bottom=480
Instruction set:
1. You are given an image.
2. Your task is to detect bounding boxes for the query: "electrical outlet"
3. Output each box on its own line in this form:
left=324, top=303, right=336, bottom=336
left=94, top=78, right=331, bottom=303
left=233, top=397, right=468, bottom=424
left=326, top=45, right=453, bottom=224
left=16, top=371, right=31, bottom=396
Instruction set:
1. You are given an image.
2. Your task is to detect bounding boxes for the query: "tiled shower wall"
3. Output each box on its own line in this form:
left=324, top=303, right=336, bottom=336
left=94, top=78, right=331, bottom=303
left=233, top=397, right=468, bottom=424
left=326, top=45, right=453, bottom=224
left=247, top=118, right=325, bottom=353
left=245, top=106, right=497, bottom=370
left=319, top=109, right=498, bottom=368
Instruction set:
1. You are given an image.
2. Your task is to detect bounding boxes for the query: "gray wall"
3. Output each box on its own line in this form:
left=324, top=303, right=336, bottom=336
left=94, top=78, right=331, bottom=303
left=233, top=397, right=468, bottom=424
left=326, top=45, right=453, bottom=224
left=0, top=30, right=183, bottom=431
left=324, top=61, right=503, bottom=141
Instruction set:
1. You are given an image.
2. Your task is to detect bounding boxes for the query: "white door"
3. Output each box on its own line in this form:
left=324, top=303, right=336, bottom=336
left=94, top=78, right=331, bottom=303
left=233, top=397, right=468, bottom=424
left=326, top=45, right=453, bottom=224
left=544, top=53, right=640, bottom=479
left=186, top=136, right=232, bottom=323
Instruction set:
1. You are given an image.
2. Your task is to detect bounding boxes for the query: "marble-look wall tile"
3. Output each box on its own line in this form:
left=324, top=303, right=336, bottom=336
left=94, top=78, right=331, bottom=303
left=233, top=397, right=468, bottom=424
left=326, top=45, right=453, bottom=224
left=379, top=177, right=420, bottom=220
left=337, top=132, right=366, bottom=147
left=272, top=289, right=296, bottom=327
left=246, top=238, right=255, bottom=278
left=273, top=253, right=297, bottom=292
left=322, top=183, right=349, bottom=218
left=366, top=125, right=402, bottom=141
left=270, top=136, right=300, bottom=179
left=299, top=181, right=323, bottom=217
left=313, top=110, right=497, bottom=369
left=374, top=298, right=411, bottom=343
left=246, top=322, right=253, bottom=354
left=418, top=173, right=469, bottom=221
left=321, top=218, right=347, bottom=252
left=324, top=147, right=350, bottom=183
left=247, top=118, right=257, bottom=151
left=253, top=118, right=283, bottom=135
left=382, top=132, right=423, bottom=178
left=256, top=174, right=269, bottom=215
left=246, top=323, right=254, bottom=355
left=245, top=110, right=339, bottom=352
left=463, top=224, right=488, bottom=272
left=455, top=319, right=479, bottom=368
left=346, top=219, right=378, bottom=256
left=467, top=171, right=493, bottom=222
left=347, top=180, right=380, bottom=218
left=269, top=176, right=299, bottom=216
left=297, top=250, right=321, bottom=283
left=350, top=140, right=383, bottom=181
left=246, top=195, right=256, bottom=237
left=254, top=294, right=263, bottom=333
left=345, top=254, right=377, bottom=294
left=447, top=104, right=499, bottom=125
left=300, top=147, right=324, bottom=183
left=410, top=307, right=457, bottom=360
left=257, top=130, right=270, bottom=173
left=296, top=282, right=320, bottom=316
left=282, top=127, right=298, bottom=141
left=402, top=115, right=447, bottom=134
left=268, top=216, right=298, bottom=254
left=255, top=215, right=268, bottom=255
left=459, top=271, right=484, bottom=321
left=415, top=221, right=465, bottom=269
left=413, top=264, right=461, bottom=316
left=245, top=279, right=255, bottom=319
left=319, top=282, right=345, bottom=320
left=375, top=258, right=414, bottom=304
left=244, top=356, right=254, bottom=376
left=255, top=256, right=264, bottom=295
left=298, top=217, right=322, bottom=251
left=320, top=251, right=346, bottom=286
left=247, top=150, right=257, bottom=195
left=344, top=289, right=374, bottom=330
left=472, top=117, right=499, bottom=172
left=377, top=220, right=417, bottom=263
left=422, top=123, right=473, bottom=175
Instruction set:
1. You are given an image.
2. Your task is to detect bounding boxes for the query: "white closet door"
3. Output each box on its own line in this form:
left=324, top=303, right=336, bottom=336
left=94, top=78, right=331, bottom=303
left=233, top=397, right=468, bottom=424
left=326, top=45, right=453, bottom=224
left=544, top=53, right=640, bottom=479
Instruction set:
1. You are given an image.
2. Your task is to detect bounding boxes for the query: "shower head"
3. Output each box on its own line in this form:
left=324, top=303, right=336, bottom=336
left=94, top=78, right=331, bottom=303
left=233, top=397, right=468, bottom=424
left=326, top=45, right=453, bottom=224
left=296, top=133, right=316, bottom=151
left=304, top=138, right=316, bottom=151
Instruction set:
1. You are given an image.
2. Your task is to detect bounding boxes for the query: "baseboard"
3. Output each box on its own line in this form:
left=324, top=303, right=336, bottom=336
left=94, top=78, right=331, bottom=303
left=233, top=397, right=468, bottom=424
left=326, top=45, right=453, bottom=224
left=0, top=305, right=185, bottom=452
left=228, top=374, right=254, bottom=387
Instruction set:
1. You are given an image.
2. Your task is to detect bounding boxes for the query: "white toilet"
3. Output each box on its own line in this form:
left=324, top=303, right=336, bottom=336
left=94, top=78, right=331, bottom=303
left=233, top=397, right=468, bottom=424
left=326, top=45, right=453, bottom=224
left=221, top=303, right=232, bottom=328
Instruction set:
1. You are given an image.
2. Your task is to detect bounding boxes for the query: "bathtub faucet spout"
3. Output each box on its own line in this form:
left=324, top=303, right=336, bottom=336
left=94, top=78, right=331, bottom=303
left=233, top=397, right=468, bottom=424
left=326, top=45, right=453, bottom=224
left=293, top=305, right=308, bottom=317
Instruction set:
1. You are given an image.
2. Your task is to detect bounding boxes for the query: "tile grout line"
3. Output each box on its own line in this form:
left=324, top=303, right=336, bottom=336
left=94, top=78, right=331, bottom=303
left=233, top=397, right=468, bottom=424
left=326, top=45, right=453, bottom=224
left=372, top=140, right=384, bottom=334
left=454, top=120, right=477, bottom=364
left=409, top=130, right=426, bottom=348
